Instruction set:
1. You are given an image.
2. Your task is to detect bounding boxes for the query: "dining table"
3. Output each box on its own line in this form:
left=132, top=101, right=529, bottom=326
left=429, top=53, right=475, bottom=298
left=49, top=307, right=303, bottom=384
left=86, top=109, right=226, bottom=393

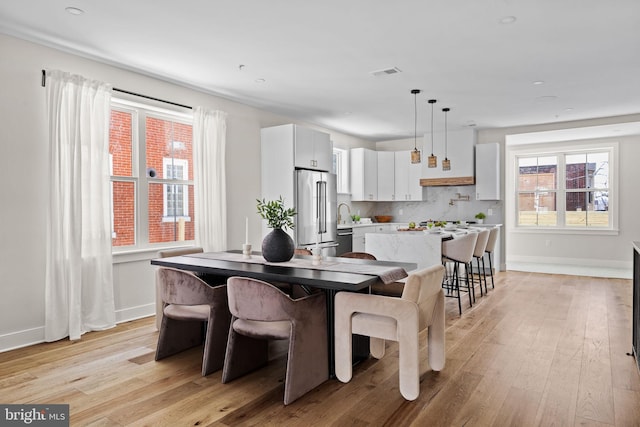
left=151, top=250, right=417, bottom=377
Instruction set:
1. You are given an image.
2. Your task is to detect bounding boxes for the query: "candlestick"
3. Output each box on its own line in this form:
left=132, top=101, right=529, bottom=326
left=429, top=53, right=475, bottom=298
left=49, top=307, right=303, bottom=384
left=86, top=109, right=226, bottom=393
left=245, top=217, right=249, bottom=244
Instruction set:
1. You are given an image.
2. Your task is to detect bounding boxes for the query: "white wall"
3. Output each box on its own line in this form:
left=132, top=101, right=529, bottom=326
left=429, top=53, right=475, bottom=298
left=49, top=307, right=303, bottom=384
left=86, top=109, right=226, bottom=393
left=477, top=116, right=640, bottom=278
left=0, top=34, right=369, bottom=351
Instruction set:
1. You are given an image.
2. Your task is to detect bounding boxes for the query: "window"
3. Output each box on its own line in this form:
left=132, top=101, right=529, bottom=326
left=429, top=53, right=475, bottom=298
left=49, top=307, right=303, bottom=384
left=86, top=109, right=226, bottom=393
left=109, top=99, right=194, bottom=249
left=514, top=144, right=615, bottom=230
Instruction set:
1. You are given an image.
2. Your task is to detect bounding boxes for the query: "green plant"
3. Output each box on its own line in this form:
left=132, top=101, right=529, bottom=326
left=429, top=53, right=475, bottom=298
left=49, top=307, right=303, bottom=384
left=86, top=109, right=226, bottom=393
left=256, top=197, right=296, bottom=230
left=475, top=212, right=486, bottom=220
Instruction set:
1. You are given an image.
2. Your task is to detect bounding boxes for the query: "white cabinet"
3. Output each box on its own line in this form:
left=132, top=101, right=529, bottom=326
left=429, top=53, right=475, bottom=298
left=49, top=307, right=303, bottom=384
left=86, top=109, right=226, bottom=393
left=350, top=148, right=378, bottom=201
left=377, top=151, right=395, bottom=201
left=420, top=128, right=476, bottom=186
left=261, top=124, right=332, bottom=173
left=394, top=151, right=423, bottom=200
left=475, top=143, right=501, bottom=200
left=352, top=225, right=376, bottom=252
left=293, top=125, right=332, bottom=171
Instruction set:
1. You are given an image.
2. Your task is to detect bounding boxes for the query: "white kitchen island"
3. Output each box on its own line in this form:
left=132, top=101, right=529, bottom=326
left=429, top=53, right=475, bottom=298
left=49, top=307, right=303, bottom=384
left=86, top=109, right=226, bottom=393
left=365, top=231, right=443, bottom=272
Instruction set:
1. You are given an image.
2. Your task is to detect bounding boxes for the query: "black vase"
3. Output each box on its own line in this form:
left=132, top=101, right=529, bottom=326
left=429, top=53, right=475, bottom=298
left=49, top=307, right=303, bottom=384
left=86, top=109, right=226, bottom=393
left=261, top=228, right=295, bottom=262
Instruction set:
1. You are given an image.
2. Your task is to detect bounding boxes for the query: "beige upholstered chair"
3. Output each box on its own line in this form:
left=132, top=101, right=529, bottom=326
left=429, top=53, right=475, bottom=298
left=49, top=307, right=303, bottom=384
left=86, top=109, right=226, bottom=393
left=339, top=251, right=404, bottom=297
left=441, top=232, right=478, bottom=315
left=222, top=276, right=328, bottom=405
left=155, top=267, right=231, bottom=376
left=155, top=247, right=204, bottom=330
left=484, top=227, right=499, bottom=289
left=294, top=248, right=313, bottom=255
left=334, top=265, right=446, bottom=401
left=472, top=229, right=491, bottom=297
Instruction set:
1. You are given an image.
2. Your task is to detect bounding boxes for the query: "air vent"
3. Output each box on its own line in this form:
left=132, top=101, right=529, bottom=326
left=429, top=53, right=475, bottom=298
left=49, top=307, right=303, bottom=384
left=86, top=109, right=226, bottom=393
left=370, top=67, right=402, bottom=77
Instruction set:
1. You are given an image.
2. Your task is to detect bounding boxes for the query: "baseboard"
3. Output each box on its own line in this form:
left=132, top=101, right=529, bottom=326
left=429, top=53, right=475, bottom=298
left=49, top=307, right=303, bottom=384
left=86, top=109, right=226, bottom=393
left=507, top=256, right=632, bottom=279
left=0, top=304, right=156, bottom=354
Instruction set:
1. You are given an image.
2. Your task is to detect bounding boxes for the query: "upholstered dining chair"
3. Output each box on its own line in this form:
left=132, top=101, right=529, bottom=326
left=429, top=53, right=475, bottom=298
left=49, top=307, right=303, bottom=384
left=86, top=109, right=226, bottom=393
left=222, top=276, right=328, bottom=405
left=156, top=247, right=204, bottom=330
left=484, top=227, right=499, bottom=289
left=155, top=267, right=231, bottom=376
left=294, top=248, right=313, bottom=255
left=441, top=232, right=478, bottom=315
left=334, top=264, right=446, bottom=401
left=339, top=251, right=404, bottom=297
left=472, top=229, right=491, bottom=297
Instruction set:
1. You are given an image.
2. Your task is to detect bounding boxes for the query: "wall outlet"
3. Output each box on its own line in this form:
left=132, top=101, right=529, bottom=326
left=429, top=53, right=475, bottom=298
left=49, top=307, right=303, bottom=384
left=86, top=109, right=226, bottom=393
left=487, top=208, right=493, bottom=216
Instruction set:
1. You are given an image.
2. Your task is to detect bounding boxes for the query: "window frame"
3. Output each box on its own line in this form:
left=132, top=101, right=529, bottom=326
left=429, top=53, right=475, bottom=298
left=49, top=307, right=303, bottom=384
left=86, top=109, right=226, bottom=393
left=162, top=157, right=191, bottom=222
left=507, top=140, right=618, bottom=235
left=110, top=97, right=194, bottom=254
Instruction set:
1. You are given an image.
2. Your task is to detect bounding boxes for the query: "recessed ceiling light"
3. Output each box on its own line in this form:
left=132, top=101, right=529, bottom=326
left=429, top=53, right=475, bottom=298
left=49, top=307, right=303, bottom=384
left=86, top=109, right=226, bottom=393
left=565, top=108, right=574, bottom=112
left=533, top=80, right=545, bottom=85
left=255, top=78, right=266, bottom=84
left=65, top=6, right=84, bottom=15
left=499, top=16, right=517, bottom=24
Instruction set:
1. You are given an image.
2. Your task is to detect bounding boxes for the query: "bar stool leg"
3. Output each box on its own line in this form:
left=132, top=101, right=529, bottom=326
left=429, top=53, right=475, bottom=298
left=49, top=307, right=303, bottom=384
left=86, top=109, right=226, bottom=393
left=487, top=252, right=495, bottom=289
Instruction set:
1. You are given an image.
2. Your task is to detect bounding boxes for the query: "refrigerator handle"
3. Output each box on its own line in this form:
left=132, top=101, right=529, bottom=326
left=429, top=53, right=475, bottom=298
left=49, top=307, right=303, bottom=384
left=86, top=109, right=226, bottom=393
left=317, top=180, right=327, bottom=234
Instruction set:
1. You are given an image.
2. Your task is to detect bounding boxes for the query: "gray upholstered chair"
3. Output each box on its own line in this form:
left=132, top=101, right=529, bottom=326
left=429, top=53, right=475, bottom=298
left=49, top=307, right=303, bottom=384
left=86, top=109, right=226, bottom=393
left=155, top=267, right=231, bottom=376
left=222, top=276, right=328, bottom=405
left=156, top=247, right=204, bottom=330
left=334, top=264, right=446, bottom=401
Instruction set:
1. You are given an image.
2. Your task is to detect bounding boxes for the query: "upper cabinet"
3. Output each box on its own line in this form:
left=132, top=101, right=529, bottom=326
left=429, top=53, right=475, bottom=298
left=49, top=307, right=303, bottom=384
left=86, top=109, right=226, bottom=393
left=377, top=151, right=395, bottom=201
left=475, top=142, right=501, bottom=200
left=350, top=148, right=378, bottom=201
left=394, top=151, right=423, bottom=201
left=261, top=124, right=332, bottom=172
left=420, top=128, right=476, bottom=186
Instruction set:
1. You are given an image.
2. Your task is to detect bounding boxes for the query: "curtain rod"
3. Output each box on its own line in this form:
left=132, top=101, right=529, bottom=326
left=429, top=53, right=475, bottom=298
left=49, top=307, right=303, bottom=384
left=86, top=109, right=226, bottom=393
left=41, top=69, right=193, bottom=110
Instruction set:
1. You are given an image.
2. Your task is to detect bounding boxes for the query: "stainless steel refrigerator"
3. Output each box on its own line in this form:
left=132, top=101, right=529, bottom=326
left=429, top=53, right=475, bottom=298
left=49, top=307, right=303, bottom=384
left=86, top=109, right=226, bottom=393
left=294, top=169, right=337, bottom=254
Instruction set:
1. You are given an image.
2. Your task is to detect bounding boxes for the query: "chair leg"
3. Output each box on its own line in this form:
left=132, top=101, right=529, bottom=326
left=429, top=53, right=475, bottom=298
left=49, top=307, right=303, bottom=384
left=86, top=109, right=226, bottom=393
left=221, top=326, right=269, bottom=383
left=475, top=257, right=484, bottom=297
left=487, top=252, right=495, bottom=289
left=464, top=262, right=474, bottom=306
left=201, top=309, right=232, bottom=376
left=397, top=327, right=420, bottom=401
left=453, top=262, right=462, bottom=315
left=427, top=291, right=446, bottom=372
left=155, top=317, right=203, bottom=361
left=481, top=256, right=488, bottom=294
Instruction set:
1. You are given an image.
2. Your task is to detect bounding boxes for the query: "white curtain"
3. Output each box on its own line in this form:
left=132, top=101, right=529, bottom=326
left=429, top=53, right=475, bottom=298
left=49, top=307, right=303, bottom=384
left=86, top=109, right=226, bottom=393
left=193, top=108, right=227, bottom=252
left=45, top=70, right=116, bottom=341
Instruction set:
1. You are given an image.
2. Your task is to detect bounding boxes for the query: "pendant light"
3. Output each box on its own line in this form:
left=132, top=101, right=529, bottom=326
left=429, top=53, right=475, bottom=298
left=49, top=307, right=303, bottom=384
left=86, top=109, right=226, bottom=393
left=442, top=107, right=451, bottom=171
left=427, top=99, right=437, bottom=168
left=410, top=89, right=421, bottom=164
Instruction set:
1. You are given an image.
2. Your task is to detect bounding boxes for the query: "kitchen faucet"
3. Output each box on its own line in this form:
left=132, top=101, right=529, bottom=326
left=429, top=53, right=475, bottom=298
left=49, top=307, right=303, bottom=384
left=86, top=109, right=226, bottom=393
left=337, top=203, right=351, bottom=224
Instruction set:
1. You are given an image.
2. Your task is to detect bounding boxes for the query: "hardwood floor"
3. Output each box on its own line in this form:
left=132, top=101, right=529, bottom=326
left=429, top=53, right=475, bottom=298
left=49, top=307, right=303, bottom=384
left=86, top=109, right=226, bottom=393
left=1, top=271, right=639, bottom=426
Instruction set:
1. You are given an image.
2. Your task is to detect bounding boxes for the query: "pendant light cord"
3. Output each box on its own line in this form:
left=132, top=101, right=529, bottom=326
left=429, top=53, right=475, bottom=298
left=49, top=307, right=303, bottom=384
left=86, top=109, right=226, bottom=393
left=429, top=99, right=437, bottom=155
left=444, top=108, right=449, bottom=159
left=414, top=92, right=417, bottom=150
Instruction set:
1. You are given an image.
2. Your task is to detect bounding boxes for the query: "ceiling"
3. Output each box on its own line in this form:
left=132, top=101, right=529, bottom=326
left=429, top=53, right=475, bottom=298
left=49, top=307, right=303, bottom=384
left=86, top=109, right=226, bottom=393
left=1, top=0, right=640, bottom=142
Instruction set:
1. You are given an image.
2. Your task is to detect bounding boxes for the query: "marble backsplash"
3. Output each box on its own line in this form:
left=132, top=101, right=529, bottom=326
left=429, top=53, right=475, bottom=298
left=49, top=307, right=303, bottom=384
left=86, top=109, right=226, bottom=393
left=338, top=185, right=503, bottom=225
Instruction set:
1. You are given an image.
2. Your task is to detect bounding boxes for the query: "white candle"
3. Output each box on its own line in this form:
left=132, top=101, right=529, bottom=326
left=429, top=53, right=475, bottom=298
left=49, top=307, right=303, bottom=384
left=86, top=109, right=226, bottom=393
left=245, top=217, right=249, bottom=244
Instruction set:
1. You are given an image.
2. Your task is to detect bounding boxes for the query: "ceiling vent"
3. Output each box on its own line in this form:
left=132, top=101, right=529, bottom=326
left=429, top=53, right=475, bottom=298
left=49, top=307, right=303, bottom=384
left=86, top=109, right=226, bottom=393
left=370, top=67, right=402, bottom=77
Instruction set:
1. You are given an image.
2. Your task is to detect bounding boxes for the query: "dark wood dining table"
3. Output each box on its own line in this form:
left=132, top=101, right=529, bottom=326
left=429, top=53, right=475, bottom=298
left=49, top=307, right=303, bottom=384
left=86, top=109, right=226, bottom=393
left=151, top=250, right=417, bottom=376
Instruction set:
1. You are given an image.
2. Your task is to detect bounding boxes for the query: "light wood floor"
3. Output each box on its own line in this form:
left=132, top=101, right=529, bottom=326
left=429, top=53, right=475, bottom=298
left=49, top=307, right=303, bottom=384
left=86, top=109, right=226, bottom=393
left=1, top=271, right=639, bottom=426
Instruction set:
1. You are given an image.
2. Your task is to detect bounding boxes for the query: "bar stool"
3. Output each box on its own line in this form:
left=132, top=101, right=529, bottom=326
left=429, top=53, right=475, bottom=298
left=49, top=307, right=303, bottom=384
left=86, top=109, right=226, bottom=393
left=472, top=229, right=491, bottom=297
left=484, top=227, right=499, bottom=289
left=441, top=232, right=478, bottom=315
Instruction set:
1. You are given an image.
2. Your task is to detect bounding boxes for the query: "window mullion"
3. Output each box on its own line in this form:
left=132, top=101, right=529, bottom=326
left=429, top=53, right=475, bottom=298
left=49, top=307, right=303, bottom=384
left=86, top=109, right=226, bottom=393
left=137, top=110, right=149, bottom=246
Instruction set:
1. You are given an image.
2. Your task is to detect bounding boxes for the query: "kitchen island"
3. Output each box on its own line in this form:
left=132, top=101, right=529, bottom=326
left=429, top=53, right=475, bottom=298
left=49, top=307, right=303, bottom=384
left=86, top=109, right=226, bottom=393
left=365, top=230, right=443, bottom=272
